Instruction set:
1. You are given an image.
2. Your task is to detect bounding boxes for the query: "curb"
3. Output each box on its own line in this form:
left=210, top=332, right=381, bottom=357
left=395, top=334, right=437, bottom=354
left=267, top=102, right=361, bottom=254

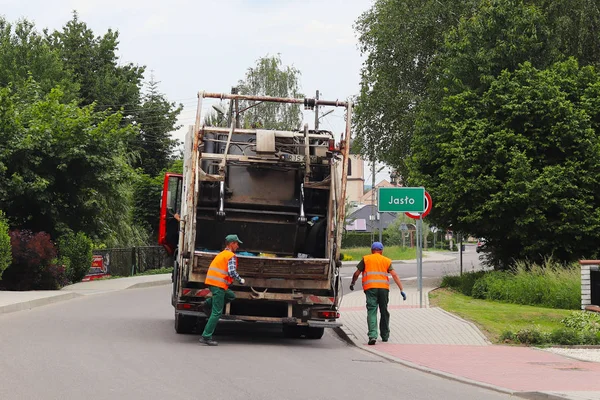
left=435, top=307, right=492, bottom=345
left=333, top=287, right=566, bottom=400
left=331, top=326, right=563, bottom=400
left=0, top=292, right=82, bottom=315
left=127, top=279, right=172, bottom=290
left=0, top=277, right=172, bottom=316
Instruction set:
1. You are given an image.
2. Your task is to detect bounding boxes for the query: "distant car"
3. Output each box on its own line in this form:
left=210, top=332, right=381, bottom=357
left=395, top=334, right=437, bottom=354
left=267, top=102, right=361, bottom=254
left=476, top=238, right=486, bottom=253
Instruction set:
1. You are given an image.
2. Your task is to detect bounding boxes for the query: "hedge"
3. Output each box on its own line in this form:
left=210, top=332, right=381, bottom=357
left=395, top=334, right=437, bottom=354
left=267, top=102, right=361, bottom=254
left=342, top=232, right=391, bottom=248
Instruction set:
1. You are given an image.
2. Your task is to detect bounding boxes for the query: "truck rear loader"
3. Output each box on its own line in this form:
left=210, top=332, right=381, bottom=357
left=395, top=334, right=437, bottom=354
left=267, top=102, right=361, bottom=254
left=159, top=91, right=352, bottom=339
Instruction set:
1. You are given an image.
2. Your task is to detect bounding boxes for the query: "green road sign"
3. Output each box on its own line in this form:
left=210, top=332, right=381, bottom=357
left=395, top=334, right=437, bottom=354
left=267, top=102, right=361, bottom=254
left=378, top=187, right=425, bottom=212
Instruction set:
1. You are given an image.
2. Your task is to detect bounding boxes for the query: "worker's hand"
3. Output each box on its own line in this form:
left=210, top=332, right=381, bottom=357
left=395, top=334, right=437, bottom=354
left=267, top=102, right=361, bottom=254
left=239, top=278, right=246, bottom=285
left=349, top=283, right=355, bottom=291
left=401, top=291, right=407, bottom=301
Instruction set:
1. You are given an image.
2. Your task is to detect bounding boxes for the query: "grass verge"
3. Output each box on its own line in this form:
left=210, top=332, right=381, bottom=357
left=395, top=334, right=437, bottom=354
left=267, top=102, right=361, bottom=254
left=429, top=288, right=572, bottom=343
left=341, top=245, right=418, bottom=261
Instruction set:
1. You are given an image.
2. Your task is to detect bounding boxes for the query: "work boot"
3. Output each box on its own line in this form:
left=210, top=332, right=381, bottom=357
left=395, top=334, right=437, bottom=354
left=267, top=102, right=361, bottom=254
left=368, top=338, right=376, bottom=345
left=199, top=336, right=218, bottom=346
left=382, top=338, right=388, bottom=342
left=202, top=302, right=211, bottom=316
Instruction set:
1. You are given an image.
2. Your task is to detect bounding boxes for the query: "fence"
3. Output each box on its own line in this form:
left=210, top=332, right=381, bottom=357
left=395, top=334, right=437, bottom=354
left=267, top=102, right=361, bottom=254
left=92, top=246, right=173, bottom=277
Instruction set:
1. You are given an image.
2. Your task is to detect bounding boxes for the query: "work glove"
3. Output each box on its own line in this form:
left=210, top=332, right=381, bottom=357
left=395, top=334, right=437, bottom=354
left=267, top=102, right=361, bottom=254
left=401, top=291, right=407, bottom=301
left=239, top=278, right=246, bottom=285
left=349, top=283, right=355, bottom=291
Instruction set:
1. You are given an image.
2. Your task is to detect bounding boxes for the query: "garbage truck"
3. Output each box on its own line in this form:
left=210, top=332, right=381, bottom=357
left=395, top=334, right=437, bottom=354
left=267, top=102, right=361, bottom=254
left=159, top=90, right=352, bottom=339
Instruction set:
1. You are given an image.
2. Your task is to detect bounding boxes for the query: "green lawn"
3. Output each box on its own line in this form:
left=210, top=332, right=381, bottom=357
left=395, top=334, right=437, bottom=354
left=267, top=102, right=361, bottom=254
left=429, top=288, right=572, bottom=343
left=341, top=245, right=417, bottom=261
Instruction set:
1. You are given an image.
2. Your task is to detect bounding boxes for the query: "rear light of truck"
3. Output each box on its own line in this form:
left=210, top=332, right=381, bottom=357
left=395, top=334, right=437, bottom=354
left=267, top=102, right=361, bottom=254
left=318, top=311, right=340, bottom=319
left=328, top=139, right=336, bottom=152
left=176, top=303, right=193, bottom=310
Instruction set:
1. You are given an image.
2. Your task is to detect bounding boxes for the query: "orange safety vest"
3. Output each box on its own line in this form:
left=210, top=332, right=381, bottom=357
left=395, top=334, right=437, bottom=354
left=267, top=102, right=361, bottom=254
left=361, top=253, right=392, bottom=291
left=204, top=249, right=235, bottom=289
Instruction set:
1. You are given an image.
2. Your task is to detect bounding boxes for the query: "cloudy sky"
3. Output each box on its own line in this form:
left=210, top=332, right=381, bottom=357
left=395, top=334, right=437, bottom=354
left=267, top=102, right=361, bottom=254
left=2, top=0, right=388, bottom=182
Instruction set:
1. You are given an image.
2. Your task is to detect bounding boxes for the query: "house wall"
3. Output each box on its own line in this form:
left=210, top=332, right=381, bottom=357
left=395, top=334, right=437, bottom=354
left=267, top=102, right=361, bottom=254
left=346, top=155, right=365, bottom=204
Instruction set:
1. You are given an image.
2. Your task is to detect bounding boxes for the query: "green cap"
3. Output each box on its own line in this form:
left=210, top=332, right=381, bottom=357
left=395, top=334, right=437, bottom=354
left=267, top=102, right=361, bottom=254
left=225, top=234, right=243, bottom=244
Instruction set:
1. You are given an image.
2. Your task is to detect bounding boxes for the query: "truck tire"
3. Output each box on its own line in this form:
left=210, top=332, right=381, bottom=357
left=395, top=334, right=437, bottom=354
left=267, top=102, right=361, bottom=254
left=306, top=327, right=325, bottom=339
left=174, top=312, right=196, bottom=334
left=282, top=325, right=302, bottom=338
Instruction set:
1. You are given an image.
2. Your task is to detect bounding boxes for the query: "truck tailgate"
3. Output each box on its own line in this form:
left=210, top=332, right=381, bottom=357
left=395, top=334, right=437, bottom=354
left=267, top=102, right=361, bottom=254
left=190, top=251, right=331, bottom=289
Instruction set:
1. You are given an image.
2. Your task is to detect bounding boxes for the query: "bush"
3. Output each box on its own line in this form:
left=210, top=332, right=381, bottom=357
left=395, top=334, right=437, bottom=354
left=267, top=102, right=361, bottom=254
left=471, top=271, right=511, bottom=300
left=58, top=232, right=93, bottom=283
left=549, top=328, right=581, bottom=345
left=579, top=331, right=600, bottom=345
left=38, top=263, right=69, bottom=289
left=560, top=311, right=600, bottom=334
left=1, top=230, right=65, bottom=290
left=515, top=327, right=548, bottom=345
left=499, top=330, right=516, bottom=343
left=440, top=271, right=486, bottom=296
left=0, top=211, right=11, bottom=280
left=461, top=261, right=580, bottom=309
left=342, top=232, right=390, bottom=248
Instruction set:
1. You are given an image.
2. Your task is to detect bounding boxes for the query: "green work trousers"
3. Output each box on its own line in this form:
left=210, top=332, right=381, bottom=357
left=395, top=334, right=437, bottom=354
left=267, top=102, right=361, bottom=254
left=365, top=288, right=390, bottom=341
left=202, top=285, right=236, bottom=339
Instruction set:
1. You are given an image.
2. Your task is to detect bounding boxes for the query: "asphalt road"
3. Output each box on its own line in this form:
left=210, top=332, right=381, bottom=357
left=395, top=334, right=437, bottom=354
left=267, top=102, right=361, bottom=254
left=0, top=281, right=512, bottom=400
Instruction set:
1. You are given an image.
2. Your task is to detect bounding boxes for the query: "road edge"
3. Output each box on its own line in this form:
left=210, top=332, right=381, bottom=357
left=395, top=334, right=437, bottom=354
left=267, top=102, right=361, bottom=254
left=332, top=315, right=565, bottom=400
left=0, top=292, right=82, bottom=315
left=127, top=279, right=172, bottom=290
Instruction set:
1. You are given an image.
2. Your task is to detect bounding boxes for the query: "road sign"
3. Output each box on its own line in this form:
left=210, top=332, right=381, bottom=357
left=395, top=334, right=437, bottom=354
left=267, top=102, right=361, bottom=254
left=378, top=187, right=425, bottom=212
left=406, top=191, right=432, bottom=220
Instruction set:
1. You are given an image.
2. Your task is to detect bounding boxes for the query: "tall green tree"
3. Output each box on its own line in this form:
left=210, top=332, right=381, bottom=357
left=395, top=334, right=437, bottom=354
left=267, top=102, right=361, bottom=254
left=236, top=54, right=303, bottom=130
left=408, top=0, right=600, bottom=267
left=0, top=82, right=144, bottom=246
left=353, top=0, right=479, bottom=176
left=45, top=11, right=145, bottom=115
left=543, top=0, right=600, bottom=67
left=0, top=17, right=77, bottom=98
left=411, top=59, right=600, bottom=267
left=132, top=75, right=182, bottom=176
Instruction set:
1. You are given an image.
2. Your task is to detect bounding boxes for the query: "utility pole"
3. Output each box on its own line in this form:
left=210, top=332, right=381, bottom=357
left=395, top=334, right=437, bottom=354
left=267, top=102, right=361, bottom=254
left=314, top=90, right=319, bottom=130
left=459, top=233, right=463, bottom=276
left=232, top=87, right=241, bottom=129
left=371, top=156, right=376, bottom=243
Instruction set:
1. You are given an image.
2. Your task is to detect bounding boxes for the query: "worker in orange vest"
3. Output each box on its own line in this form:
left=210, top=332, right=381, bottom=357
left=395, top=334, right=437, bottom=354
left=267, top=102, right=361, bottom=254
left=349, top=242, right=406, bottom=345
left=199, top=234, right=246, bottom=346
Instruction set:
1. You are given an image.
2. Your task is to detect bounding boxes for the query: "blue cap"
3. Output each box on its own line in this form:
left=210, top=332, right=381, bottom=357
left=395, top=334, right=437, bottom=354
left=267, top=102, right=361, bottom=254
left=371, top=242, right=384, bottom=251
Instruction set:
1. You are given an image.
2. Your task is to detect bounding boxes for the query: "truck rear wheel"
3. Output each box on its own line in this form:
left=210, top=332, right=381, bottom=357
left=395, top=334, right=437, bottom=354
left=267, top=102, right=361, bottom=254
left=283, top=325, right=325, bottom=339
left=306, top=327, right=325, bottom=339
left=282, top=325, right=302, bottom=338
left=174, top=312, right=196, bottom=334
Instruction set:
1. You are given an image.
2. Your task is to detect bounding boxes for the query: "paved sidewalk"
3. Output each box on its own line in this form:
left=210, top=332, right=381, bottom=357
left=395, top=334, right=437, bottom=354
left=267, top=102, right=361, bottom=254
left=0, top=274, right=171, bottom=314
left=338, top=285, right=600, bottom=400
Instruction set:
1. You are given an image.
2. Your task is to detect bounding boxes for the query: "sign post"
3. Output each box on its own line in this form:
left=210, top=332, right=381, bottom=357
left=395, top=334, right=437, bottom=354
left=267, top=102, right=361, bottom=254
left=378, top=187, right=430, bottom=308
left=417, top=215, right=423, bottom=308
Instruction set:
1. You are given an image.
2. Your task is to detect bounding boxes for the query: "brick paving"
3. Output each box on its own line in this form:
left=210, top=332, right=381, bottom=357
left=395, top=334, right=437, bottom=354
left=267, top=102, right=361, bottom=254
left=338, top=283, right=600, bottom=400
left=340, top=286, right=489, bottom=346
